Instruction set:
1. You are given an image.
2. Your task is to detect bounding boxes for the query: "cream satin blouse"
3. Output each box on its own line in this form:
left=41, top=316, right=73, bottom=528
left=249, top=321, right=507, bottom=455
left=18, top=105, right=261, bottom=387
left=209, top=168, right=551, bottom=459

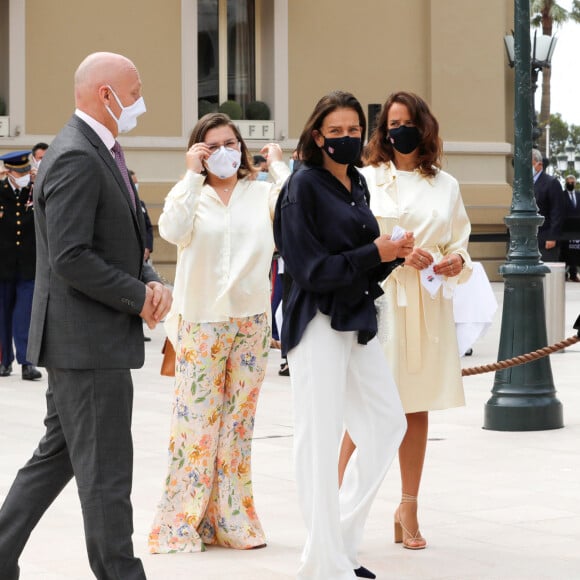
left=160, top=161, right=290, bottom=345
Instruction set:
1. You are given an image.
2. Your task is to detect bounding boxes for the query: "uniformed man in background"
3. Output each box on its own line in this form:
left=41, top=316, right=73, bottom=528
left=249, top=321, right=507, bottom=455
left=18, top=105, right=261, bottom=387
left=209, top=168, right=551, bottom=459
left=0, top=150, right=42, bottom=380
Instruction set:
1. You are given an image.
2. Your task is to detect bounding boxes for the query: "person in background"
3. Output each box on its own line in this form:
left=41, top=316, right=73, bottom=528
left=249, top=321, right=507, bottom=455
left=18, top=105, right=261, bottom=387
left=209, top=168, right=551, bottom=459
left=30, top=142, right=49, bottom=184
left=339, top=91, right=472, bottom=551
left=262, top=151, right=283, bottom=350
left=129, top=169, right=154, bottom=342
left=274, top=90, right=412, bottom=580
left=149, top=112, right=289, bottom=554
left=288, top=148, right=303, bottom=173
left=0, top=150, right=42, bottom=380
left=0, top=51, right=172, bottom=580
left=269, top=249, right=283, bottom=350
left=532, top=148, right=564, bottom=262
left=31, top=142, right=49, bottom=167
left=252, top=154, right=270, bottom=182
left=129, top=169, right=154, bottom=262
left=254, top=155, right=287, bottom=353
left=561, top=174, right=580, bottom=281
left=276, top=148, right=304, bottom=376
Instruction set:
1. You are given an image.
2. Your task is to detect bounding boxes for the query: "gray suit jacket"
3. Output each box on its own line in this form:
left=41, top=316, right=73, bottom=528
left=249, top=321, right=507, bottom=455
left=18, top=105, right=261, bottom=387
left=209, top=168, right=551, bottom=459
left=28, top=115, right=159, bottom=369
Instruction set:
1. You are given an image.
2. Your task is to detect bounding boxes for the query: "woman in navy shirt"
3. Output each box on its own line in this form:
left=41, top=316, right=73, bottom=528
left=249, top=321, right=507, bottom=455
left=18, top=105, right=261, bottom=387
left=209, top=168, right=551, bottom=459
left=274, top=91, right=413, bottom=580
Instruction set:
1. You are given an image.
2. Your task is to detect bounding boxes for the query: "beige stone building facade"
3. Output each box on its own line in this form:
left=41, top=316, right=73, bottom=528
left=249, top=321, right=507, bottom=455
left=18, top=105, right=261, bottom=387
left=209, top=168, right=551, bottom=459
left=0, top=0, right=515, bottom=281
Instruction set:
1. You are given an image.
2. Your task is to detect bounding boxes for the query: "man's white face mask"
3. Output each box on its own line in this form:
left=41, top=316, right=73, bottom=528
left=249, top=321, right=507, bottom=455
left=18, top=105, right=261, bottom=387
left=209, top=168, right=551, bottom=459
left=11, top=173, right=31, bottom=189
left=105, top=86, right=146, bottom=134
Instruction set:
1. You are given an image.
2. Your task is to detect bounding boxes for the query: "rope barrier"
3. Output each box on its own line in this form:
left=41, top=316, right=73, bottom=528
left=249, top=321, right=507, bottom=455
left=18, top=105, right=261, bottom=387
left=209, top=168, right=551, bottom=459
left=461, top=335, right=580, bottom=377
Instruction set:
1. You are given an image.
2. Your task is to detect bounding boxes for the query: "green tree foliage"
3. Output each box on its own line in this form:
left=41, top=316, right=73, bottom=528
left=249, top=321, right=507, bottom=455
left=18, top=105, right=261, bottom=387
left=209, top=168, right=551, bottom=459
left=548, top=112, right=568, bottom=149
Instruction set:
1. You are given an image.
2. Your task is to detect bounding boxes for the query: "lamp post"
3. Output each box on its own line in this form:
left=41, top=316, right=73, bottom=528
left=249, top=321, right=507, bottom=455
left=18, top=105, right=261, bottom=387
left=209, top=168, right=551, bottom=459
left=556, top=139, right=580, bottom=177
left=484, top=0, right=563, bottom=431
left=504, top=29, right=557, bottom=149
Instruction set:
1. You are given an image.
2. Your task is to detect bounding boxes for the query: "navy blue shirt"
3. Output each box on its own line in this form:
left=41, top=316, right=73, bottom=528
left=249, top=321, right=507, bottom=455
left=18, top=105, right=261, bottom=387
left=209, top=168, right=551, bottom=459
left=273, top=164, right=402, bottom=356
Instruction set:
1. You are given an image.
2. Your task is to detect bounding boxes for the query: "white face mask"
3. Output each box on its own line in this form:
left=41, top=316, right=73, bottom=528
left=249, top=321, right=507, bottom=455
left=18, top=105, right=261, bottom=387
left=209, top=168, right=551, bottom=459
left=205, top=146, right=241, bottom=179
left=105, top=85, right=146, bottom=134
left=11, top=174, right=30, bottom=189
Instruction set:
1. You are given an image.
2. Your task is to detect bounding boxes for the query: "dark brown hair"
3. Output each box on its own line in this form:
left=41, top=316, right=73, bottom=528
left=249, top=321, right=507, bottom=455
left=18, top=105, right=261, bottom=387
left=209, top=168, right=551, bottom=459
left=187, top=112, right=255, bottom=178
left=363, top=91, right=442, bottom=178
left=297, top=91, right=366, bottom=167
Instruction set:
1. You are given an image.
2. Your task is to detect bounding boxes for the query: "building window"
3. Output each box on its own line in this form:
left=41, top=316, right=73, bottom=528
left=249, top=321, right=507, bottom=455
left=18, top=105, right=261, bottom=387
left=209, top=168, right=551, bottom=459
left=197, top=0, right=256, bottom=119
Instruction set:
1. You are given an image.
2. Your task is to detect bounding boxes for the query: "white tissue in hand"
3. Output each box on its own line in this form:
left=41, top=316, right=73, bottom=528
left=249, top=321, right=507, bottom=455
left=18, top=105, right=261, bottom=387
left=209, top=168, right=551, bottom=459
left=420, top=263, right=443, bottom=297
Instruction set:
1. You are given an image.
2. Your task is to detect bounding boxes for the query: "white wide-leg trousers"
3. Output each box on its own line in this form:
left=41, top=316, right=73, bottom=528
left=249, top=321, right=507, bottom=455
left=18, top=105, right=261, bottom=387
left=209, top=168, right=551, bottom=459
left=287, top=312, right=406, bottom=580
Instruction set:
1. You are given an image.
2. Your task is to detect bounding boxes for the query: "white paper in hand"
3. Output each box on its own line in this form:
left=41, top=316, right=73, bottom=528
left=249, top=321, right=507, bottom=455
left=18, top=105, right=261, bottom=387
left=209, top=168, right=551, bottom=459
left=390, top=225, right=406, bottom=241
left=420, top=263, right=443, bottom=297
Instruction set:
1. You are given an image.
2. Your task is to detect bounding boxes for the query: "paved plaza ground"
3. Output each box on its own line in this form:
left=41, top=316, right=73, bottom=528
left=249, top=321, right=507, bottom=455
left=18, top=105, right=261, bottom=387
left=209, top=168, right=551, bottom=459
left=1, top=282, right=579, bottom=579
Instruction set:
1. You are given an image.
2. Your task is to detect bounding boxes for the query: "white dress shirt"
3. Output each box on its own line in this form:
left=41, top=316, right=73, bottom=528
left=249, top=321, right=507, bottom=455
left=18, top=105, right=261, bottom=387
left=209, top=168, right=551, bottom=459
left=74, top=109, right=115, bottom=151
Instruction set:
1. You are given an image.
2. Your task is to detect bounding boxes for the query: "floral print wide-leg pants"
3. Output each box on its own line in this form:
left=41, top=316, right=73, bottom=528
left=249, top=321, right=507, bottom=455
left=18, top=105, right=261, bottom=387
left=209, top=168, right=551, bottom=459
left=148, top=313, right=270, bottom=553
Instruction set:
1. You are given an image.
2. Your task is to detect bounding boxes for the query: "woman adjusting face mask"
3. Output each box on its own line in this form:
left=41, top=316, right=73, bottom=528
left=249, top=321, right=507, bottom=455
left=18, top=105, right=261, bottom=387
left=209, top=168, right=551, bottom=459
left=150, top=112, right=286, bottom=555
left=204, top=143, right=241, bottom=179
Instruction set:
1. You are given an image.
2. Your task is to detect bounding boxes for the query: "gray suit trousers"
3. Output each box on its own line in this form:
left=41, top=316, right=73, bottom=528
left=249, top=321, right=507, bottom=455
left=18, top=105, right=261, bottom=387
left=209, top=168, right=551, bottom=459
left=0, top=368, right=146, bottom=580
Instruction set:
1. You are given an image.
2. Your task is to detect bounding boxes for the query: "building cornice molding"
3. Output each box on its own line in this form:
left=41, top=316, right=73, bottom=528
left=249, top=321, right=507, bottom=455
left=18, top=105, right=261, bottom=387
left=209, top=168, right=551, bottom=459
left=1, top=136, right=514, bottom=156
left=443, top=141, right=512, bottom=155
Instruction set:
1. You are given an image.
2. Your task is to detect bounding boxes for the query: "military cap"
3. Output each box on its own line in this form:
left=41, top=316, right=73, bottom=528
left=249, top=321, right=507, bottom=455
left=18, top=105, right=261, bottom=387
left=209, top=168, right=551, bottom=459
left=0, top=150, right=32, bottom=173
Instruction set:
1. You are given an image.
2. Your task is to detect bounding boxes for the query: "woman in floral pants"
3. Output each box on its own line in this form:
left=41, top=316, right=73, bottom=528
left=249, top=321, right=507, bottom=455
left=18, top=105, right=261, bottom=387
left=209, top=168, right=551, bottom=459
left=148, top=113, right=289, bottom=553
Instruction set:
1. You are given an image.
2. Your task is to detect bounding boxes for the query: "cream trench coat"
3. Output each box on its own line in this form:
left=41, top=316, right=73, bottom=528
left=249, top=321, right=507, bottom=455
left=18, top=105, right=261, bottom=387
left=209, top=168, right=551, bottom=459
left=360, top=162, right=472, bottom=413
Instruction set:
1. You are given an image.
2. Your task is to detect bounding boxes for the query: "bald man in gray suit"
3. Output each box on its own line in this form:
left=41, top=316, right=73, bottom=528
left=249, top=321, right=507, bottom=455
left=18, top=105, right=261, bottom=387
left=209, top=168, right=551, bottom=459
left=0, top=52, right=172, bottom=580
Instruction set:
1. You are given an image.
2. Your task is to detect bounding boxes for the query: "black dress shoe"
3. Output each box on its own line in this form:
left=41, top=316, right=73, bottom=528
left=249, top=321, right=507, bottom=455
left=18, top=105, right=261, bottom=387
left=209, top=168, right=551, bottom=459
left=0, top=364, right=13, bottom=377
left=22, top=365, right=42, bottom=381
left=354, top=566, right=376, bottom=579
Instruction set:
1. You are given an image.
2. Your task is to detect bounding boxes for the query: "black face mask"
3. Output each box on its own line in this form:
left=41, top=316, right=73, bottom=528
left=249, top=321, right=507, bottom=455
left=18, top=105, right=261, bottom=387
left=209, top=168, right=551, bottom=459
left=565, top=182, right=575, bottom=192
left=388, top=125, right=421, bottom=154
left=320, top=136, right=361, bottom=165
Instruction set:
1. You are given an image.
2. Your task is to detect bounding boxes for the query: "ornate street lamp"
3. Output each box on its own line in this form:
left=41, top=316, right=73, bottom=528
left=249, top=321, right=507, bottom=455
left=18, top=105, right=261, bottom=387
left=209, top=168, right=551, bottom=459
left=556, top=139, right=580, bottom=175
left=504, top=29, right=557, bottom=147
left=484, top=0, right=563, bottom=431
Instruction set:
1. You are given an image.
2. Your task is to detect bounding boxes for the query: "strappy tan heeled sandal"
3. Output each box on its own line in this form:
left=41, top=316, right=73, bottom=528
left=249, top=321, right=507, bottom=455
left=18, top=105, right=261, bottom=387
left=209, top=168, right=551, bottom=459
left=394, top=493, right=427, bottom=550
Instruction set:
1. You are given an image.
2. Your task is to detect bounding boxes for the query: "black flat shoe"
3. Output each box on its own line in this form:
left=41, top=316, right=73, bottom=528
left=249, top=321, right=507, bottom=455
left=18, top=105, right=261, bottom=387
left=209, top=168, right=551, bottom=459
left=354, top=566, right=376, bottom=579
left=0, top=364, right=12, bottom=377
left=22, top=365, right=42, bottom=381
left=278, top=362, right=290, bottom=376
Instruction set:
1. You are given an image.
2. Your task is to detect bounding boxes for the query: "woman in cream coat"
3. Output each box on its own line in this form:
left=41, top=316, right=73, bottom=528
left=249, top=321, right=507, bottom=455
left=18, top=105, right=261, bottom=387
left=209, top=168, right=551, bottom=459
left=149, top=113, right=289, bottom=554
left=339, top=91, right=472, bottom=550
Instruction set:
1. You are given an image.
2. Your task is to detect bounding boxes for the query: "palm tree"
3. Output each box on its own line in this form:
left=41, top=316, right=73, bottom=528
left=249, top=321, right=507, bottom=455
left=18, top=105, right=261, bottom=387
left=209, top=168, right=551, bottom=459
left=530, top=0, right=580, bottom=153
